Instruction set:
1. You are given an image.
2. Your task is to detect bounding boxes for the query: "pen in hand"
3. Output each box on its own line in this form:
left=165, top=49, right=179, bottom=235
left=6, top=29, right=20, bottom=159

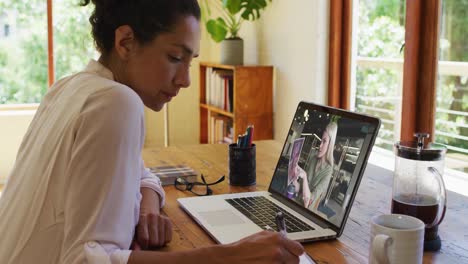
left=276, top=211, right=317, bottom=263
left=275, top=211, right=287, bottom=237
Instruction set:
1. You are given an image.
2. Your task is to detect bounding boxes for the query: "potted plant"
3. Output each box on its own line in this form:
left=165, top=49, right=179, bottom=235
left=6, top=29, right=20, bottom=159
left=201, top=0, right=272, bottom=65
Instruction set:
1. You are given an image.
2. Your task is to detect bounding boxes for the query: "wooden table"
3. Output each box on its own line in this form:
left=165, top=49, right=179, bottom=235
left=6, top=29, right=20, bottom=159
left=142, top=140, right=468, bottom=263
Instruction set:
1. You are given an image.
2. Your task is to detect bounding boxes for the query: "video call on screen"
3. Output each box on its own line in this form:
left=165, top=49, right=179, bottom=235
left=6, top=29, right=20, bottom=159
left=270, top=104, right=377, bottom=227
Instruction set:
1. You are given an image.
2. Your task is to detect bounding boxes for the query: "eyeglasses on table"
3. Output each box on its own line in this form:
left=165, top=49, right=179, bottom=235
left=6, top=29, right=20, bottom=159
left=174, top=174, right=225, bottom=196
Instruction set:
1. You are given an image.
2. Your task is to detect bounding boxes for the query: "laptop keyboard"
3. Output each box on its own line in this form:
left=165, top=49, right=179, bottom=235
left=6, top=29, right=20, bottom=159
left=225, top=196, right=315, bottom=233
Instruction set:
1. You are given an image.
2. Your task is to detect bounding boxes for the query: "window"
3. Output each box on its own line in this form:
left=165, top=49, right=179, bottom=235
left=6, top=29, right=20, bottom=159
left=53, top=1, right=95, bottom=82
left=351, top=0, right=406, bottom=150
left=0, top=0, right=94, bottom=105
left=435, top=0, right=468, bottom=173
left=329, top=0, right=468, bottom=173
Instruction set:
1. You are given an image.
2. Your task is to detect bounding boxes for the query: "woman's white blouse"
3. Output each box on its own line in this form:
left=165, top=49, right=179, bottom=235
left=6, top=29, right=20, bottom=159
left=0, top=60, right=165, bottom=264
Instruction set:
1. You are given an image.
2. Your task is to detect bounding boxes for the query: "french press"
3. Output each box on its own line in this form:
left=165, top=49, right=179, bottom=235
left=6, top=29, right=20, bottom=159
left=392, top=133, right=447, bottom=251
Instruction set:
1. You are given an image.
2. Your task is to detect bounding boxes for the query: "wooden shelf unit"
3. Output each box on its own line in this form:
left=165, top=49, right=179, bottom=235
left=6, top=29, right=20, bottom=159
left=199, top=62, right=274, bottom=144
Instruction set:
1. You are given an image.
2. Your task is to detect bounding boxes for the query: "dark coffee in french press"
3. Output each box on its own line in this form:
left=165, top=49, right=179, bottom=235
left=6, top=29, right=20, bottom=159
left=392, top=133, right=447, bottom=251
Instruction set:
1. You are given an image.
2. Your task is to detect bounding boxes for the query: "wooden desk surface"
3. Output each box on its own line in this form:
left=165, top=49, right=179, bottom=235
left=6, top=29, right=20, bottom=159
left=142, top=140, right=468, bottom=264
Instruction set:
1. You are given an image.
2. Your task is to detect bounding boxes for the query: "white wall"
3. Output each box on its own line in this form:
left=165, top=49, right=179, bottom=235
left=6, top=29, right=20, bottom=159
left=247, top=0, right=330, bottom=140
left=0, top=109, right=35, bottom=181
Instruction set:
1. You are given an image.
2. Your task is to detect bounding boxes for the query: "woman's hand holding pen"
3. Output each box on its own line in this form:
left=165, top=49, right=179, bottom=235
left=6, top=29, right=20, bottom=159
left=225, top=230, right=304, bottom=264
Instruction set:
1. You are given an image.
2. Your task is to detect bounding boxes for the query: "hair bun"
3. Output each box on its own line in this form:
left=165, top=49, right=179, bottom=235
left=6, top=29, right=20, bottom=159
left=82, top=0, right=200, bottom=53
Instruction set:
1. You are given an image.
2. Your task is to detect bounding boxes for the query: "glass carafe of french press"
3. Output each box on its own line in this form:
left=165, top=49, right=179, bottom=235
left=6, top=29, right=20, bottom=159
left=392, top=133, right=447, bottom=251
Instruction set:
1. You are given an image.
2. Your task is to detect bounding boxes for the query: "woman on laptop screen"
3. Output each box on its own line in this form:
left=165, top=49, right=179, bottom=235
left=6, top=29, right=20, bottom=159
left=301, top=122, right=338, bottom=210
left=286, top=122, right=338, bottom=212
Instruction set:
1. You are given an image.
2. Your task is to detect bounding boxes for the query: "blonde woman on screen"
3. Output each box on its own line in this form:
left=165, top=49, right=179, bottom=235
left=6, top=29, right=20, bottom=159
left=301, top=122, right=338, bottom=210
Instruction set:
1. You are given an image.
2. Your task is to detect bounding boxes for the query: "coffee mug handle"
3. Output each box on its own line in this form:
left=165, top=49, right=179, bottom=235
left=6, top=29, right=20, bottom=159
left=372, top=234, right=393, bottom=264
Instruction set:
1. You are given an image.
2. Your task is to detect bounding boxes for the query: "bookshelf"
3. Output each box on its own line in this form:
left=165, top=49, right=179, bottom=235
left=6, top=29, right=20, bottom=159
left=199, top=62, right=274, bottom=144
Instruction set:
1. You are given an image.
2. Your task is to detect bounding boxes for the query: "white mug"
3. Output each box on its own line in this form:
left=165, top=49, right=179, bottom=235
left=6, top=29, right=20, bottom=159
left=369, top=214, right=425, bottom=264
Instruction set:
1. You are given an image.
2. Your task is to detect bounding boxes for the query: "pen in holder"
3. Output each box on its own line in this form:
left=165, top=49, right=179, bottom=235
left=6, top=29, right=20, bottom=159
left=228, top=143, right=256, bottom=186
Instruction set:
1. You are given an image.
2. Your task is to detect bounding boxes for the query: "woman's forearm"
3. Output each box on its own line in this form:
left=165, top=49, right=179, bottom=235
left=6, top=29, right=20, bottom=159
left=140, top=187, right=161, bottom=214
left=129, top=227, right=305, bottom=264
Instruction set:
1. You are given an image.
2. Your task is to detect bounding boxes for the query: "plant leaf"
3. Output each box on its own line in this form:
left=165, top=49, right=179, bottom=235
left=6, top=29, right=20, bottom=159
left=223, top=0, right=242, bottom=15
left=206, top=18, right=228, bottom=43
left=240, top=0, right=271, bottom=21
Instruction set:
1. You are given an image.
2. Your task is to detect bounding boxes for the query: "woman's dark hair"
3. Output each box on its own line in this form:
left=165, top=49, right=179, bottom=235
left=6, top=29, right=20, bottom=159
left=80, top=0, right=200, bottom=53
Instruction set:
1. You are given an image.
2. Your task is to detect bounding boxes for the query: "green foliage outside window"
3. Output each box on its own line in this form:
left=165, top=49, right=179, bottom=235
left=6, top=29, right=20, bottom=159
left=356, top=0, right=405, bottom=149
left=356, top=0, right=468, bottom=156
left=435, top=0, right=468, bottom=153
left=0, top=0, right=94, bottom=104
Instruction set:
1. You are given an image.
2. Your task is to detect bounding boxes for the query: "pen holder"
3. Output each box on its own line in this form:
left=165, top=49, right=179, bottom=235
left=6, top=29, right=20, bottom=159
left=228, top=143, right=256, bottom=186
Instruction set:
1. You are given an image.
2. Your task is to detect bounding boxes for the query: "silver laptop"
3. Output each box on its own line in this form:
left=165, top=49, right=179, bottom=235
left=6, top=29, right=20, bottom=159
left=178, top=101, right=381, bottom=244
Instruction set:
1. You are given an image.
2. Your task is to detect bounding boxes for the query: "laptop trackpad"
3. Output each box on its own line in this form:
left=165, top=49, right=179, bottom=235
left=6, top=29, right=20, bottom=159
left=199, top=210, right=246, bottom=226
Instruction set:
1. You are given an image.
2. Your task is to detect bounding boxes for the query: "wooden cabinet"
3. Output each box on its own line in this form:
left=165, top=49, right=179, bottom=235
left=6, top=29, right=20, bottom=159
left=199, top=62, right=274, bottom=144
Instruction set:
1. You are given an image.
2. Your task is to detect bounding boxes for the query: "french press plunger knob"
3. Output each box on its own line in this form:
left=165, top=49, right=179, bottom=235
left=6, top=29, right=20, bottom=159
left=414, top=133, right=430, bottom=150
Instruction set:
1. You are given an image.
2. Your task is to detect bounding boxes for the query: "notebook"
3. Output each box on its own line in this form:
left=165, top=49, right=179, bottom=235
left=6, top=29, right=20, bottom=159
left=149, top=165, right=197, bottom=186
left=178, top=101, right=381, bottom=245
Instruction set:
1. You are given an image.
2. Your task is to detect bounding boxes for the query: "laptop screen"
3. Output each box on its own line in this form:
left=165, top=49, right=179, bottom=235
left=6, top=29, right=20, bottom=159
left=269, top=102, right=379, bottom=228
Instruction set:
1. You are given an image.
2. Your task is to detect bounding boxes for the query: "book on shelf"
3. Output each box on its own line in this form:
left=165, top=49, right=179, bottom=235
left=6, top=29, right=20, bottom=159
left=208, top=114, right=233, bottom=144
left=205, top=67, right=211, bottom=105
left=204, top=67, right=233, bottom=112
left=149, top=165, right=197, bottom=186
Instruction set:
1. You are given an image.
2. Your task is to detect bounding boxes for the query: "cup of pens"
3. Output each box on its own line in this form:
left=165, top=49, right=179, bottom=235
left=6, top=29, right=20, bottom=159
left=229, top=125, right=256, bottom=186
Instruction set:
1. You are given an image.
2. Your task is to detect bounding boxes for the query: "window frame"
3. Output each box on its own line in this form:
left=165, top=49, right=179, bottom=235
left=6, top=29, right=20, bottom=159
left=47, top=0, right=54, bottom=87
left=328, top=0, right=353, bottom=110
left=400, top=0, right=441, bottom=142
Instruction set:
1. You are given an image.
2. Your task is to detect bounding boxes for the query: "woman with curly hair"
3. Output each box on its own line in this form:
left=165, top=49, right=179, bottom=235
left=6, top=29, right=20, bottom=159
left=0, top=1, right=303, bottom=263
